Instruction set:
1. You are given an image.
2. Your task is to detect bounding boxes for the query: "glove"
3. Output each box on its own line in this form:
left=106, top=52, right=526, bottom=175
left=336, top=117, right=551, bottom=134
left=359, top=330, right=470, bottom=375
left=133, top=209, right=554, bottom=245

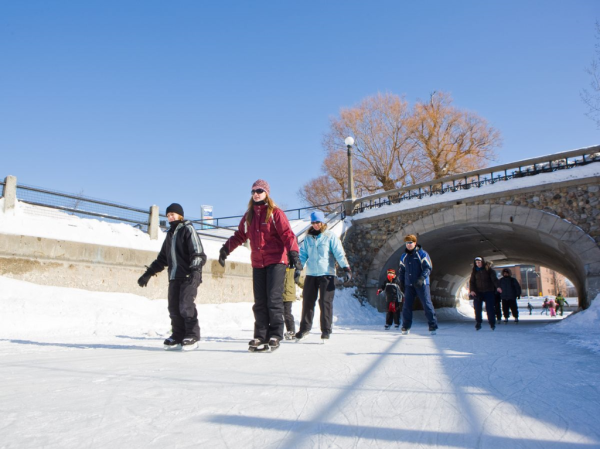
left=137, top=269, right=153, bottom=288
left=376, top=289, right=382, bottom=295
left=389, top=302, right=396, bottom=313
left=288, top=250, right=301, bottom=269
left=342, top=267, right=352, bottom=283
left=294, top=268, right=302, bottom=284
left=414, top=277, right=425, bottom=288
left=187, top=269, right=202, bottom=285
left=218, top=245, right=229, bottom=268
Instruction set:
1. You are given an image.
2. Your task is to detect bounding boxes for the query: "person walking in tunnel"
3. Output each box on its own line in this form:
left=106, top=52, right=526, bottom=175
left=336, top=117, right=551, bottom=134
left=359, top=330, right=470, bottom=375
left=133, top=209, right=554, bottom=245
left=541, top=298, right=550, bottom=315
left=296, top=210, right=352, bottom=342
left=555, top=292, right=569, bottom=316
left=377, top=268, right=404, bottom=329
left=398, top=234, right=438, bottom=335
left=499, top=268, right=521, bottom=324
left=469, top=257, right=502, bottom=330
left=527, top=301, right=534, bottom=315
left=218, top=180, right=300, bottom=353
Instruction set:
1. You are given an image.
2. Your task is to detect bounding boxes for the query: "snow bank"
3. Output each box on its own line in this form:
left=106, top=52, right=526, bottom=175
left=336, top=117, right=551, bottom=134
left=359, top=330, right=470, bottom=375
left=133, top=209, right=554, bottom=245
left=0, top=277, right=375, bottom=344
left=541, top=295, right=600, bottom=354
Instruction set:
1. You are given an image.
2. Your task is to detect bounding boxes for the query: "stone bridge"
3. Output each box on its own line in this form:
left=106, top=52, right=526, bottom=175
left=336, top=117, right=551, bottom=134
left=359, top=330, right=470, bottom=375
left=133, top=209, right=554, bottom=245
left=342, top=147, right=600, bottom=310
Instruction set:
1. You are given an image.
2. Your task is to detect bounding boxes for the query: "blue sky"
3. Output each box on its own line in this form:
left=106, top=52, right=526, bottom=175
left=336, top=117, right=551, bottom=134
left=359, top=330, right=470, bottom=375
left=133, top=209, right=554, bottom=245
left=1, top=1, right=599, bottom=219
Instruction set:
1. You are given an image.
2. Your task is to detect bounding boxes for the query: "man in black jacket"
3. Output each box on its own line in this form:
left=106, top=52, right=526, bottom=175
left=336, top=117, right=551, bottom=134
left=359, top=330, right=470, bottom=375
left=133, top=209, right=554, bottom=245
left=138, top=203, right=207, bottom=350
left=498, top=268, right=522, bottom=324
left=469, top=257, right=502, bottom=331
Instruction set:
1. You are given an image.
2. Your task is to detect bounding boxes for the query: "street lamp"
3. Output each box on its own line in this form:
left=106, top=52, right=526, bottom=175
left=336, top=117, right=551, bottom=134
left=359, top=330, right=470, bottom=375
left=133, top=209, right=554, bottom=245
left=525, top=268, right=538, bottom=297
left=344, top=136, right=355, bottom=216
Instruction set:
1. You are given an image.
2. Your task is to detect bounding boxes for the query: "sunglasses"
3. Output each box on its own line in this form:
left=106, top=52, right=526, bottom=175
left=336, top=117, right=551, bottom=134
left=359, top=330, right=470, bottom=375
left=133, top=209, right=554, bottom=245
left=405, top=241, right=416, bottom=245
left=251, top=189, right=266, bottom=194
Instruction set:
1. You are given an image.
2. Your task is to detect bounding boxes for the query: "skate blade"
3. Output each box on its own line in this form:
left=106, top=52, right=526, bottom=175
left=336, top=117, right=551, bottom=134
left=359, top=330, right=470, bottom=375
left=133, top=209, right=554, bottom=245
left=429, top=331, right=437, bottom=335
left=181, top=343, right=198, bottom=351
left=164, top=344, right=182, bottom=351
left=249, top=344, right=271, bottom=353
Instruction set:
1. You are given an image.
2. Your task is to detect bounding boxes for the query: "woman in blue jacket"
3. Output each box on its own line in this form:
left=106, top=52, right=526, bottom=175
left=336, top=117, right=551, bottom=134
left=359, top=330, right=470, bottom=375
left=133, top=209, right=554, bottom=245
left=296, top=210, right=351, bottom=341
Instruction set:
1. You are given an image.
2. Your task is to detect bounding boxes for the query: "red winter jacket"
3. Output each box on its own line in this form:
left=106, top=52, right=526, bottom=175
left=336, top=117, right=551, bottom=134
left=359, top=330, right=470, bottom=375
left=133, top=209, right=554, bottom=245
left=224, top=204, right=299, bottom=269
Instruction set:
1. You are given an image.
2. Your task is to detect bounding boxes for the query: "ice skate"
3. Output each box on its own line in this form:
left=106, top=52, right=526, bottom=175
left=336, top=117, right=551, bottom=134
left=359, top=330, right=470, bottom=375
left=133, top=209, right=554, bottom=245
left=284, top=331, right=296, bottom=341
left=295, top=331, right=309, bottom=342
left=181, top=337, right=199, bottom=351
left=321, top=333, right=330, bottom=344
left=401, top=327, right=410, bottom=335
left=394, top=324, right=400, bottom=329
left=248, top=338, right=269, bottom=352
left=475, top=323, right=482, bottom=331
left=384, top=324, right=390, bottom=330
left=163, top=336, right=182, bottom=351
left=268, top=338, right=280, bottom=352
left=429, top=325, right=438, bottom=335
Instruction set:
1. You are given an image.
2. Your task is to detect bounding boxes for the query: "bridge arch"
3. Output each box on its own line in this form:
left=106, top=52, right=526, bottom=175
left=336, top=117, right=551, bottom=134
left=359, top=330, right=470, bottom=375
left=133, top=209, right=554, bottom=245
left=365, top=204, right=600, bottom=310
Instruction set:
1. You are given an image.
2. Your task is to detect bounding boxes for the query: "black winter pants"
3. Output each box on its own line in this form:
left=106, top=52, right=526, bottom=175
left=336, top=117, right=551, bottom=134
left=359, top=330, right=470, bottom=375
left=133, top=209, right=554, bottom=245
left=474, top=291, right=496, bottom=327
left=168, top=277, right=201, bottom=341
left=386, top=301, right=402, bottom=326
left=252, top=264, right=286, bottom=341
left=494, top=295, right=502, bottom=320
left=283, top=301, right=295, bottom=333
left=502, top=299, right=519, bottom=320
left=299, top=275, right=336, bottom=335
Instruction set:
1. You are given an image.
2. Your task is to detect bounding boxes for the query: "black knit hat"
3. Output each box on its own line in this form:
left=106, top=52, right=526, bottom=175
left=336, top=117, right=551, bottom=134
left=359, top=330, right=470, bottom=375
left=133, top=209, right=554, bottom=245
left=166, top=203, right=184, bottom=217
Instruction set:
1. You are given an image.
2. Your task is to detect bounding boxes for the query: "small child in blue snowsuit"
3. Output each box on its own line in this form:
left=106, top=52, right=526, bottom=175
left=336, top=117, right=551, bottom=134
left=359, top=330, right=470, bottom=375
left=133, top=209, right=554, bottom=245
left=377, top=269, right=404, bottom=329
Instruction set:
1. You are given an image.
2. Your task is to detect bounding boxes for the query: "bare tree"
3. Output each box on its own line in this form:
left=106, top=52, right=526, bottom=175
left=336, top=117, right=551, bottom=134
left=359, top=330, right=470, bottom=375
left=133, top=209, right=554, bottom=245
left=323, top=93, right=415, bottom=192
left=581, top=21, right=600, bottom=129
left=299, top=91, right=501, bottom=208
left=410, top=91, right=501, bottom=180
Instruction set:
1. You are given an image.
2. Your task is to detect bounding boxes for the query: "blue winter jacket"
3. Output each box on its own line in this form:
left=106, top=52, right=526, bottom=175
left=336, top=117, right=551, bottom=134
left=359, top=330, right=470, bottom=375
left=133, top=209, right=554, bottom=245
left=399, top=245, right=432, bottom=287
left=299, top=229, right=349, bottom=276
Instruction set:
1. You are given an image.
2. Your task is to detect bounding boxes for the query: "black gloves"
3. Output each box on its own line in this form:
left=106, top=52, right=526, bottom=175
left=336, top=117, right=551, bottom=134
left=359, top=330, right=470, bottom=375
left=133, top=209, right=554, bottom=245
left=294, top=269, right=302, bottom=284
left=288, top=250, right=301, bottom=269
left=342, top=267, right=352, bottom=283
left=137, top=267, right=155, bottom=288
left=218, top=245, right=230, bottom=267
left=187, top=269, right=202, bottom=285
left=288, top=251, right=302, bottom=284
left=414, top=277, right=425, bottom=288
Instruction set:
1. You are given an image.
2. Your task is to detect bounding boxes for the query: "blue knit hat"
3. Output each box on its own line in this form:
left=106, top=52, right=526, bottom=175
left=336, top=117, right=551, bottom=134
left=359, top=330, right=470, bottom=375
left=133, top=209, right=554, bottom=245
left=310, top=210, right=325, bottom=223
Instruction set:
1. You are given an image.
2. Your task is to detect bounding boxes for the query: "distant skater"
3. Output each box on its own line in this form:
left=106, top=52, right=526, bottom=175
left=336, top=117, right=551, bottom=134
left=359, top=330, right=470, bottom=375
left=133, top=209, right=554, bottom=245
left=555, top=292, right=569, bottom=316
left=377, top=269, right=403, bottom=329
left=469, top=257, right=502, bottom=331
left=499, top=268, right=521, bottom=324
left=137, top=203, right=206, bottom=351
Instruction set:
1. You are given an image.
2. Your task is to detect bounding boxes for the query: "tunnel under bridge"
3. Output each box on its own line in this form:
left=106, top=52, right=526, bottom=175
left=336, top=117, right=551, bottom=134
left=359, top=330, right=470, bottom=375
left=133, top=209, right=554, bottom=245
left=344, top=176, right=600, bottom=311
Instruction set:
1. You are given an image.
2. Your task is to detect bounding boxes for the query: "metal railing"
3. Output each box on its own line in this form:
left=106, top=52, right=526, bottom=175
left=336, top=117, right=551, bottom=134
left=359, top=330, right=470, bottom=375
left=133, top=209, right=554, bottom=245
left=349, top=145, right=600, bottom=215
left=4, top=145, right=597, bottom=236
left=1, top=177, right=346, bottom=239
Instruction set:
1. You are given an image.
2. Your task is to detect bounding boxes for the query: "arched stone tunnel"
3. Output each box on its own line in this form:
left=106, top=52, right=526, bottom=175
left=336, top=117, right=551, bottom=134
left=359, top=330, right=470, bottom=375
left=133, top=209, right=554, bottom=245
left=356, top=204, right=600, bottom=311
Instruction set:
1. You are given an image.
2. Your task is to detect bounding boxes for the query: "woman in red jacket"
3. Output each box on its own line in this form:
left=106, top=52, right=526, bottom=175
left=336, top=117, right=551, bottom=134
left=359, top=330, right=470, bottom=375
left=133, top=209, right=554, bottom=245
left=218, top=179, right=300, bottom=352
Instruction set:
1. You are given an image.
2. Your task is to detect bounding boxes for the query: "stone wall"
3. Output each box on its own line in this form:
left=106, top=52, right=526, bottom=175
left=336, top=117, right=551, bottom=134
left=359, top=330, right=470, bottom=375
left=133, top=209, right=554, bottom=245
left=0, top=233, right=254, bottom=303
